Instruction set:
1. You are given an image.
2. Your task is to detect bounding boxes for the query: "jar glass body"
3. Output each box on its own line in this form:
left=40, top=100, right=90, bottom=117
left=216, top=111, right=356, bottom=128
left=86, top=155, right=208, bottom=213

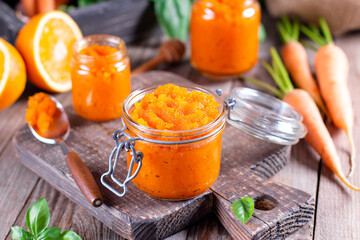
left=71, top=35, right=131, bottom=122
left=190, top=0, right=261, bottom=78
left=122, top=85, right=226, bottom=200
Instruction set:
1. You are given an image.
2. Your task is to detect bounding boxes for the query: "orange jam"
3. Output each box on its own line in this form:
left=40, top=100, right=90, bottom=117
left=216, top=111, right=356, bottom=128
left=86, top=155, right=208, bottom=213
left=26, top=92, right=56, bottom=134
left=130, top=84, right=220, bottom=130
left=125, top=84, right=225, bottom=200
left=79, top=44, right=118, bottom=56
left=71, top=35, right=131, bottom=122
left=190, top=0, right=261, bottom=78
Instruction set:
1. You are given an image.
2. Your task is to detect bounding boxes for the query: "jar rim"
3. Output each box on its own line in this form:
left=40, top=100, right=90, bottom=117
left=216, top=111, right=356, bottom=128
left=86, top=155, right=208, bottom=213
left=72, top=34, right=127, bottom=61
left=122, top=83, right=226, bottom=138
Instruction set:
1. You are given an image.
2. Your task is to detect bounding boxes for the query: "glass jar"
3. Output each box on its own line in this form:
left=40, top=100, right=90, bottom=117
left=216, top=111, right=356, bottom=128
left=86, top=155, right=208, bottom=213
left=101, top=85, right=307, bottom=200
left=190, top=0, right=261, bottom=78
left=71, top=35, right=131, bottom=122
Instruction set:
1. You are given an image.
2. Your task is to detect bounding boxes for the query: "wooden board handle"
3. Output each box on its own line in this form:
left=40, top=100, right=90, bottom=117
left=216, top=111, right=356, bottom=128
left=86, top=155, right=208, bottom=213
left=65, top=152, right=103, bottom=207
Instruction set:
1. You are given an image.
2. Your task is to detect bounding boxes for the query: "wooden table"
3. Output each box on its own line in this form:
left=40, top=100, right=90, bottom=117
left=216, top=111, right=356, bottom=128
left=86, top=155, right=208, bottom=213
left=1, top=20, right=360, bottom=240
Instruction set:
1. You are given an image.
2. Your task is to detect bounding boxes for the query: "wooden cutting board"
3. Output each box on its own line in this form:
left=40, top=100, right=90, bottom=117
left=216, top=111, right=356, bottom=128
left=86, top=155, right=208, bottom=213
left=13, top=71, right=314, bottom=240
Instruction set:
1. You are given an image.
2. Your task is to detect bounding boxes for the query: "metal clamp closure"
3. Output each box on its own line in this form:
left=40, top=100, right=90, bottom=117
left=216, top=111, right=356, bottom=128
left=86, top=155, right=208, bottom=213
left=216, top=89, right=237, bottom=122
left=100, top=123, right=143, bottom=197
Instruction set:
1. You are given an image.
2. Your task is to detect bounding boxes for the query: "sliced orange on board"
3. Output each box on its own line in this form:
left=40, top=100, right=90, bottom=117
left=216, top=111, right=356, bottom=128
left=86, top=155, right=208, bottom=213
left=16, top=11, right=82, bottom=92
left=0, top=38, right=26, bottom=111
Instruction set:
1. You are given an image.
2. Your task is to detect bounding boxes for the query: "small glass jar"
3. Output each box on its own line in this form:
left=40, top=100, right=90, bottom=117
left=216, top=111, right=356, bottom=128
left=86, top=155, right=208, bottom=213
left=101, top=85, right=307, bottom=200
left=190, top=0, right=261, bottom=78
left=71, top=35, right=131, bottom=121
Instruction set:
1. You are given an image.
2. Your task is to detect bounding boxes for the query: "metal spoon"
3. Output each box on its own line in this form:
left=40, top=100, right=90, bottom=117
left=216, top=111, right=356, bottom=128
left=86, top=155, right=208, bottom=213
left=28, top=95, right=103, bottom=207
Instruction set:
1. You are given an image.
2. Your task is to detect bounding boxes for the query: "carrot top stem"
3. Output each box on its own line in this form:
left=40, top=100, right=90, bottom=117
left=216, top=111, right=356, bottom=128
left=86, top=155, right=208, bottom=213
left=277, top=16, right=300, bottom=44
left=301, top=17, right=333, bottom=47
left=270, top=48, right=294, bottom=92
left=319, top=17, right=333, bottom=44
left=261, top=60, right=287, bottom=94
left=299, top=40, right=318, bottom=51
left=300, top=25, right=325, bottom=46
left=241, top=77, right=284, bottom=99
left=252, top=48, right=294, bottom=97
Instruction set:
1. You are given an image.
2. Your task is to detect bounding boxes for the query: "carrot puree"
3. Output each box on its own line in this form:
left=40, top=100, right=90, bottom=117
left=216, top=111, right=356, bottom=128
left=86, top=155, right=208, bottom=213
left=130, top=84, right=220, bottom=131
left=26, top=92, right=56, bottom=134
left=79, top=44, right=118, bottom=56
left=71, top=37, right=131, bottom=122
left=127, top=84, right=224, bottom=200
left=190, top=0, right=261, bottom=77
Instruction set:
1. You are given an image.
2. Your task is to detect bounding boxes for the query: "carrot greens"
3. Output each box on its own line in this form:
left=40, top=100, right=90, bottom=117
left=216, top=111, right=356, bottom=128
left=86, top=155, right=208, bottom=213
left=300, top=17, right=333, bottom=47
left=250, top=48, right=294, bottom=97
left=277, top=16, right=300, bottom=43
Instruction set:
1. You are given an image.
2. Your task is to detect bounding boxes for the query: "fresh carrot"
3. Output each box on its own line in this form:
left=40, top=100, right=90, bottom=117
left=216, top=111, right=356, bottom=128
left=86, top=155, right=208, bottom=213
left=301, top=18, right=355, bottom=176
left=36, top=0, right=56, bottom=14
left=244, top=47, right=359, bottom=191
left=277, top=16, right=330, bottom=120
left=21, top=0, right=36, bottom=17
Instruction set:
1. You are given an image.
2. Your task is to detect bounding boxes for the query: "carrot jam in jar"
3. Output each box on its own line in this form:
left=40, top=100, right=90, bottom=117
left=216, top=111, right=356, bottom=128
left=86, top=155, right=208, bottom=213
left=71, top=35, right=131, bottom=121
left=124, top=84, right=226, bottom=200
left=190, top=0, right=261, bottom=78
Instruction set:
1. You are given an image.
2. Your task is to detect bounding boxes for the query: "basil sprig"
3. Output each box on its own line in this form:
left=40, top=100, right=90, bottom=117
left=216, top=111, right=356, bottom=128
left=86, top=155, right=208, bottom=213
left=11, top=197, right=81, bottom=240
left=231, top=197, right=255, bottom=224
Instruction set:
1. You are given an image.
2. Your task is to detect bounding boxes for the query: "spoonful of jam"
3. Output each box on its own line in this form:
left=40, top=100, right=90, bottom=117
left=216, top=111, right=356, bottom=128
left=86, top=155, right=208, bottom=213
left=26, top=93, right=103, bottom=207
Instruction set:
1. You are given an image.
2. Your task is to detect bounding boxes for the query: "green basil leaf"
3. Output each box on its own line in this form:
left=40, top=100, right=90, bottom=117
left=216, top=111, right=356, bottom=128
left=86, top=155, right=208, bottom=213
left=37, top=227, right=62, bottom=240
left=231, top=197, right=254, bottom=223
left=153, top=0, right=192, bottom=41
left=25, top=197, right=50, bottom=237
left=259, top=23, right=266, bottom=43
left=59, top=230, right=82, bottom=240
left=11, top=226, right=34, bottom=240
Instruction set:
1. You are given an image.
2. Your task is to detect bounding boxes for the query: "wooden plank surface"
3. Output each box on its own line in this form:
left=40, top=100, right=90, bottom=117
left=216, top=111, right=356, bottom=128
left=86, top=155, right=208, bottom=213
left=313, top=34, right=360, bottom=240
left=13, top=71, right=314, bottom=239
left=1, top=12, right=360, bottom=240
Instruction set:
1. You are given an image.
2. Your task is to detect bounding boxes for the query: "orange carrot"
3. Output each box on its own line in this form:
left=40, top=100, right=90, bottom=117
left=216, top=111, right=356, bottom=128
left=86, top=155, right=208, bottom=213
left=301, top=18, right=355, bottom=175
left=21, top=0, right=36, bottom=17
left=245, top=47, right=359, bottom=191
left=36, top=0, right=55, bottom=14
left=284, top=90, right=359, bottom=190
left=277, top=16, right=330, bottom=120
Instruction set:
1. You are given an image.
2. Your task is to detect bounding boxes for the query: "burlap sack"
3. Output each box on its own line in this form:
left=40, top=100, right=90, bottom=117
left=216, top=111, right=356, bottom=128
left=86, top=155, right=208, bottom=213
left=265, top=0, right=360, bottom=35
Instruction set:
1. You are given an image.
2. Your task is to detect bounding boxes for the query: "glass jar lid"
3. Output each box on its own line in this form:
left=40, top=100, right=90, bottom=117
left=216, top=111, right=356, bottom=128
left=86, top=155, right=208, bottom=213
left=225, top=87, right=307, bottom=145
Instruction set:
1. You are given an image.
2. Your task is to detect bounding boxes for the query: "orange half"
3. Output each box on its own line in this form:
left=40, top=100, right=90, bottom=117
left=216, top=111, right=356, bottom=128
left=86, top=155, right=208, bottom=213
left=16, top=11, right=82, bottom=92
left=0, top=38, right=26, bottom=111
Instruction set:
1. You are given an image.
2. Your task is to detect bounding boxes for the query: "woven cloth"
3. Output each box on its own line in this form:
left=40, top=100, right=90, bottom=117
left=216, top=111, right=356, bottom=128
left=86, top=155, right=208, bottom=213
left=266, top=0, right=360, bottom=35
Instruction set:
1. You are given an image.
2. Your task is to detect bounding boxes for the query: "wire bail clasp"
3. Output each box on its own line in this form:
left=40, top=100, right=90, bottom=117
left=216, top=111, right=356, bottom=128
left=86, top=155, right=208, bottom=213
left=100, top=121, right=143, bottom=197
left=216, top=89, right=237, bottom=121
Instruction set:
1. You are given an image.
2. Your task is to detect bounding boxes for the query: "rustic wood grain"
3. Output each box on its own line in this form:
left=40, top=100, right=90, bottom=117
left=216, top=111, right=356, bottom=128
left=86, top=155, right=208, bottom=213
left=68, top=0, right=162, bottom=44
left=0, top=143, right=39, bottom=240
left=13, top=71, right=314, bottom=239
left=0, top=82, right=72, bottom=240
left=314, top=34, right=360, bottom=240
left=5, top=179, right=126, bottom=240
left=4, top=9, right=360, bottom=239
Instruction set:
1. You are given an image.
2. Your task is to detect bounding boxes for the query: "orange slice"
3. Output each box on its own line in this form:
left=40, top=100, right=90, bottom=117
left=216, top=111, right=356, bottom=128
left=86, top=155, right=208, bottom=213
left=16, top=11, right=82, bottom=92
left=0, top=38, right=26, bottom=111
